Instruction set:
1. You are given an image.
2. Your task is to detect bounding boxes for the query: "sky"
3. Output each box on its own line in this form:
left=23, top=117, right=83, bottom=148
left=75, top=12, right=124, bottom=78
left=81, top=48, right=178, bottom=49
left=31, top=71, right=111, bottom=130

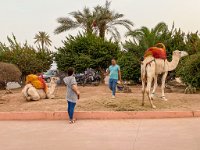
left=1, top=0, right=200, bottom=50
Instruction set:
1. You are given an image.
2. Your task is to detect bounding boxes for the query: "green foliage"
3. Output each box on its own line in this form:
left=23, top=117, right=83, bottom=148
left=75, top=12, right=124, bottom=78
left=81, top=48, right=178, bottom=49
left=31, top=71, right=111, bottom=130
left=185, top=32, right=200, bottom=55
left=164, top=28, right=187, bottom=60
left=55, top=33, right=120, bottom=73
left=93, top=1, right=133, bottom=40
left=122, top=40, right=144, bottom=59
left=125, top=22, right=168, bottom=50
left=54, top=7, right=94, bottom=35
left=121, top=22, right=171, bottom=83
left=125, top=23, right=190, bottom=58
left=123, top=22, right=200, bottom=83
left=54, top=1, right=133, bottom=41
left=118, top=52, right=140, bottom=83
left=176, top=53, right=200, bottom=88
left=34, top=31, right=52, bottom=50
left=0, top=35, right=53, bottom=78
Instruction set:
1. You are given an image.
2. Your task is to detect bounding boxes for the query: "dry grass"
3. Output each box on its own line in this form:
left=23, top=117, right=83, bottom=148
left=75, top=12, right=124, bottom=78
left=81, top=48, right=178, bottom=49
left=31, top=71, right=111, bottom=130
left=0, top=85, right=200, bottom=112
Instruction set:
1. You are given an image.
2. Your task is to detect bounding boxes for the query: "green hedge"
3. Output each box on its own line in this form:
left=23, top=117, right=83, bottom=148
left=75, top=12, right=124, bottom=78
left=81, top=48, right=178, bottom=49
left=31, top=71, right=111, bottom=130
left=55, top=34, right=120, bottom=73
left=176, top=53, right=200, bottom=88
left=118, top=52, right=141, bottom=83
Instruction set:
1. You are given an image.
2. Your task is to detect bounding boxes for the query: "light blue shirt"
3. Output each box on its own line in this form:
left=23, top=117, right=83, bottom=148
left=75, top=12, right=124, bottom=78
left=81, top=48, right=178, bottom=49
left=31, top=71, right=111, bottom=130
left=109, top=65, right=120, bottom=80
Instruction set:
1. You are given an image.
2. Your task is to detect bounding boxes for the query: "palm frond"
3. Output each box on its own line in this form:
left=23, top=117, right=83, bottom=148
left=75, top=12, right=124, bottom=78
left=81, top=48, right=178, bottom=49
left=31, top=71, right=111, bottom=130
left=111, top=19, right=133, bottom=30
left=105, top=0, right=111, bottom=10
left=34, top=31, right=52, bottom=49
left=107, top=26, right=121, bottom=41
left=54, top=17, right=80, bottom=34
left=112, top=13, right=124, bottom=20
left=153, top=22, right=168, bottom=34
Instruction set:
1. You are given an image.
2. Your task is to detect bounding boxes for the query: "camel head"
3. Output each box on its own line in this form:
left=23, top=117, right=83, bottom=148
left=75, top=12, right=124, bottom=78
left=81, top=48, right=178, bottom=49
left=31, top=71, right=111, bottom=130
left=46, top=77, right=59, bottom=99
left=167, top=50, right=188, bottom=71
left=172, top=50, right=188, bottom=59
left=50, top=77, right=59, bottom=85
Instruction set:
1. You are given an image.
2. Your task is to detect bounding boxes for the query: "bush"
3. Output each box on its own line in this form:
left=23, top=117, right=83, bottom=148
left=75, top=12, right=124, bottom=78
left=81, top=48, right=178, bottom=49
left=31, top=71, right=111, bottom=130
left=55, top=33, right=120, bottom=73
left=0, top=62, right=21, bottom=89
left=118, top=52, right=141, bottom=83
left=176, top=53, right=200, bottom=89
left=0, top=35, right=53, bottom=79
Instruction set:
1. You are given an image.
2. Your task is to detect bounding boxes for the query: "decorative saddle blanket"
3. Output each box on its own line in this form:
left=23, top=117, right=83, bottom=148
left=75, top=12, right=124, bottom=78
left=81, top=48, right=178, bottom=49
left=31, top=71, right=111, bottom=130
left=144, top=43, right=167, bottom=59
left=26, top=74, right=47, bottom=92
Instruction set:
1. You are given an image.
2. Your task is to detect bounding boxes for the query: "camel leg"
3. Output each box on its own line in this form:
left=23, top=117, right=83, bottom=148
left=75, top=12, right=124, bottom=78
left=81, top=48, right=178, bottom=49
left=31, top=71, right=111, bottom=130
left=146, top=76, right=156, bottom=109
left=22, top=84, right=32, bottom=100
left=141, top=63, right=146, bottom=106
left=22, top=86, right=29, bottom=99
left=151, top=75, right=158, bottom=100
left=27, top=87, right=40, bottom=101
left=141, top=80, right=145, bottom=106
left=161, top=72, right=168, bottom=101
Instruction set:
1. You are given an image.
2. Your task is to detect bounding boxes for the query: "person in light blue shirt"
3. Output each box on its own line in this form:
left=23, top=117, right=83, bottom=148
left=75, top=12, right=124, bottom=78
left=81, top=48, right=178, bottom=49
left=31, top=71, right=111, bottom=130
left=106, top=58, right=122, bottom=98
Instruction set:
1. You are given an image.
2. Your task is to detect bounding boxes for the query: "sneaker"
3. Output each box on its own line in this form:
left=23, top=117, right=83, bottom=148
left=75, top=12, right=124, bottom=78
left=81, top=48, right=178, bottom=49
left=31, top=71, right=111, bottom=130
left=112, top=95, right=115, bottom=99
left=69, top=120, right=75, bottom=124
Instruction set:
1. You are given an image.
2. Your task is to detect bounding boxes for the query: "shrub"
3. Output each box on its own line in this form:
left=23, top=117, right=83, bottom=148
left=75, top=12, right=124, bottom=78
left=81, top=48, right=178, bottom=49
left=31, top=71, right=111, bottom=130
left=0, top=35, right=53, bottom=80
left=118, top=52, right=141, bottom=83
left=0, top=62, right=21, bottom=89
left=176, top=53, right=200, bottom=89
left=55, top=33, right=120, bottom=73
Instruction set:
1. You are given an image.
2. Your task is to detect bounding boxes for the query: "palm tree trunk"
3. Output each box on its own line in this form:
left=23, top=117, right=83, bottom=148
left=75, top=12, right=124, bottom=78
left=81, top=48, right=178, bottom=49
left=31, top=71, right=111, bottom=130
left=98, top=67, right=106, bottom=84
left=99, top=25, right=106, bottom=39
left=41, top=41, right=44, bottom=50
left=99, top=30, right=105, bottom=39
left=86, top=25, right=93, bottom=34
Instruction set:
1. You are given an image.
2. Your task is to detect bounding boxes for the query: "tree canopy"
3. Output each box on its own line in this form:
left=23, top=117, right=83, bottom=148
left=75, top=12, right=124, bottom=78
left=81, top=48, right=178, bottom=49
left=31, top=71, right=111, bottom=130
left=0, top=34, right=53, bottom=79
left=34, top=31, right=52, bottom=50
left=176, top=53, right=200, bottom=89
left=126, top=22, right=168, bottom=49
left=54, top=1, right=133, bottom=41
left=55, top=33, right=120, bottom=73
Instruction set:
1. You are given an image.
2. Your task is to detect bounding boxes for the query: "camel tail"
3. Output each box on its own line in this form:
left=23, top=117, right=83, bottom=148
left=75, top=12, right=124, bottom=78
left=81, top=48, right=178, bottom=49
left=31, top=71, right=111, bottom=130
left=141, top=63, right=146, bottom=81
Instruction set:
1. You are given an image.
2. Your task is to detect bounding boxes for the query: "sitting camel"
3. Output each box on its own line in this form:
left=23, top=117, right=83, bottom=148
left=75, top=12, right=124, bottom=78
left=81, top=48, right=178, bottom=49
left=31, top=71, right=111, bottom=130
left=22, top=77, right=58, bottom=101
left=141, top=45, right=188, bottom=108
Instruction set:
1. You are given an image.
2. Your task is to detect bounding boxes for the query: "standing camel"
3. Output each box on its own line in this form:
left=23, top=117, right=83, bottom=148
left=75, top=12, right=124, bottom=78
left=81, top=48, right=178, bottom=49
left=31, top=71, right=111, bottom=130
left=141, top=50, right=188, bottom=108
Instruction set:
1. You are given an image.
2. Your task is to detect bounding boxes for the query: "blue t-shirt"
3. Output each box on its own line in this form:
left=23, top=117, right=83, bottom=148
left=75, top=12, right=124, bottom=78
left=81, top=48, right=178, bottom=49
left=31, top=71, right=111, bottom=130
left=109, top=65, right=120, bottom=80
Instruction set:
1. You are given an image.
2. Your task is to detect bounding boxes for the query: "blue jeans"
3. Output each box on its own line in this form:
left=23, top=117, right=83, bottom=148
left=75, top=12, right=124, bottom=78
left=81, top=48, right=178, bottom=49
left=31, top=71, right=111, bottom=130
left=109, top=78, right=118, bottom=96
left=67, top=101, right=76, bottom=120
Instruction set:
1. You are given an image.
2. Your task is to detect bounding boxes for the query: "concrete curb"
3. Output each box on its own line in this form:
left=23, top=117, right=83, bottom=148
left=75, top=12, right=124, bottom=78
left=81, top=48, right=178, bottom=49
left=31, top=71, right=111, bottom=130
left=0, top=111, right=199, bottom=120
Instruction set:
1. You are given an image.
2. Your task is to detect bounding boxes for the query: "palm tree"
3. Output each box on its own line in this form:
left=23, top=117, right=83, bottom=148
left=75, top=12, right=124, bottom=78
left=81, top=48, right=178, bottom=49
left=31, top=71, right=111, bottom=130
left=54, top=1, right=133, bottom=41
left=126, top=22, right=168, bottom=49
left=34, top=31, right=52, bottom=50
left=54, top=7, right=94, bottom=35
left=93, top=1, right=133, bottom=40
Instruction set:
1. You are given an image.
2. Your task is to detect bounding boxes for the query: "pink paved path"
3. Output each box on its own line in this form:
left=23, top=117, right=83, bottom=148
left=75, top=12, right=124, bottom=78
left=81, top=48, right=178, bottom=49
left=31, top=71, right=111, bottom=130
left=0, top=118, right=200, bottom=150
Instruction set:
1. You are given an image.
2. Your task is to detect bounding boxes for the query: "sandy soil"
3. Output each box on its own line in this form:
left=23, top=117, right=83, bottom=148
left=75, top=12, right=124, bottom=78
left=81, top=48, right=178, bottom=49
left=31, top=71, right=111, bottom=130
left=0, top=85, right=200, bottom=112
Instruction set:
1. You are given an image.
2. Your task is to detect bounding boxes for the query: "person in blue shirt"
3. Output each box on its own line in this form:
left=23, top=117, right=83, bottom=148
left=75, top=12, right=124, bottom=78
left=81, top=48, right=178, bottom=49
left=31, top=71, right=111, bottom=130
left=106, top=58, right=122, bottom=98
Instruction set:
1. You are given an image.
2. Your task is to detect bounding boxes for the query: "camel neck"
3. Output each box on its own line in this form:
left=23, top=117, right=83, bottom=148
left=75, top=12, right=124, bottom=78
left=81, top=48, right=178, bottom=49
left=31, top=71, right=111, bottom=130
left=167, top=55, right=180, bottom=71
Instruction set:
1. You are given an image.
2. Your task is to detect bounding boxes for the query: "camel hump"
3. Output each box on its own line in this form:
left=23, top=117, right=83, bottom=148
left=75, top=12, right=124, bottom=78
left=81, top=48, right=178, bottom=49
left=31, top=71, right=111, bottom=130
left=154, top=43, right=166, bottom=50
left=26, top=74, right=47, bottom=92
left=144, top=43, right=167, bottom=59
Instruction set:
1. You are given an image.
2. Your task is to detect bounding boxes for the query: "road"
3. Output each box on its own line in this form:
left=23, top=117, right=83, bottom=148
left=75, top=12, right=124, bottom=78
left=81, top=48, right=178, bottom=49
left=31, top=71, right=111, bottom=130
left=0, top=118, right=200, bottom=150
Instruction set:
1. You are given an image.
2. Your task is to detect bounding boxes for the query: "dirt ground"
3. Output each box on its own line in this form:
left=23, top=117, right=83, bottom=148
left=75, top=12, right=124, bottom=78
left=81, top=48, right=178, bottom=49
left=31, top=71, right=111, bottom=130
left=0, top=85, right=200, bottom=112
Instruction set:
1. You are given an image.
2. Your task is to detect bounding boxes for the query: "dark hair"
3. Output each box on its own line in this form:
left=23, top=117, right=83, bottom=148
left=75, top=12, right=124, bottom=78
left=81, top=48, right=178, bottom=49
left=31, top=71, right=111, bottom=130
left=67, top=67, right=74, bottom=76
left=111, top=58, right=117, bottom=62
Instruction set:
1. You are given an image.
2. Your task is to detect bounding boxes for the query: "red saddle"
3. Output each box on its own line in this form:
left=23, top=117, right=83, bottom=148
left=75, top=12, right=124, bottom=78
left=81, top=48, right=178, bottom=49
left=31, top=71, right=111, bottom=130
left=144, top=47, right=167, bottom=59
